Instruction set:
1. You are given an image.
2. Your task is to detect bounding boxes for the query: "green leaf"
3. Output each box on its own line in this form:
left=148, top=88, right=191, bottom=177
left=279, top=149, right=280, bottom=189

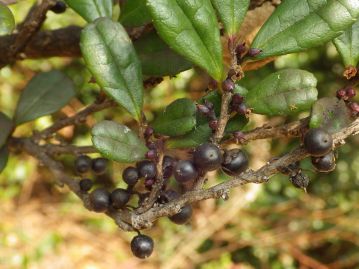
left=309, top=97, right=351, bottom=133
left=211, top=0, right=249, bottom=35
left=0, top=3, right=15, bottom=35
left=246, top=69, right=318, bottom=116
left=152, top=98, right=196, bottom=136
left=64, top=0, right=112, bottom=22
left=80, top=18, right=144, bottom=121
left=0, top=112, right=13, bottom=148
left=251, top=0, right=359, bottom=59
left=167, top=123, right=211, bottom=149
left=14, top=71, right=75, bottom=125
left=0, top=146, right=9, bottom=173
left=333, top=19, right=359, bottom=67
left=119, top=0, right=151, bottom=27
left=92, top=121, right=147, bottom=163
left=147, top=0, right=224, bottom=81
left=134, top=32, right=193, bottom=76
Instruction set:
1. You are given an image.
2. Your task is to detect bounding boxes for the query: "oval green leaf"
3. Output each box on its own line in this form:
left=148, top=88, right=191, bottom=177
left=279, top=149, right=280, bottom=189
left=14, top=71, right=75, bottom=125
left=246, top=69, right=318, bottom=116
left=134, top=32, right=193, bottom=76
left=333, top=19, right=359, bottom=67
left=0, top=3, right=15, bottom=35
left=80, top=18, right=144, bottom=121
left=147, top=0, right=224, bottom=81
left=251, top=0, right=359, bottom=59
left=152, top=98, right=196, bottom=136
left=92, top=121, right=147, bottom=163
left=0, top=146, right=9, bottom=173
left=64, top=0, right=112, bottom=22
left=119, top=0, right=151, bottom=27
left=309, top=97, right=351, bottom=134
left=211, top=0, right=249, bottom=35
left=0, top=112, right=13, bottom=148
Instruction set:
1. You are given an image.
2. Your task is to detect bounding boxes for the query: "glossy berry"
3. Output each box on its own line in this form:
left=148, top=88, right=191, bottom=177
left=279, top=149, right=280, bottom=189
left=162, top=155, right=175, bottom=179
left=137, top=160, right=157, bottom=179
left=346, top=88, right=356, bottom=98
left=79, top=178, right=93, bottom=192
left=75, top=155, right=92, bottom=174
left=158, top=189, right=180, bottom=204
left=50, top=1, right=66, bottom=14
left=122, top=166, right=139, bottom=186
left=174, top=160, right=198, bottom=183
left=193, top=143, right=222, bottom=172
left=232, top=94, right=244, bottom=104
left=131, top=234, right=154, bottom=259
left=222, top=149, right=248, bottom=176
left=91, top=157, right=108, bottom=174
left=90, top=188, right=110, bottom=212
left=110, top=188, right=130, bottom=209
left=303, top=128, right=333, bottom=157
left=145, top=149, right=157, bottom=160
left=222, top=78, right=235, bottom=92
left=144, top=126, right=154, bottom=139
left=236, top=103, right=248, bottom=115
left=311, top=151, right=336, bottom=172
left=169, top=204, right=193, bottom=225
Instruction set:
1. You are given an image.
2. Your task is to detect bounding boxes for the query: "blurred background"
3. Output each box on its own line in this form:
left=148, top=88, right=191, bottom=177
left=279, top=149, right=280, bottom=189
left=1, top=1, right=359, bottom=269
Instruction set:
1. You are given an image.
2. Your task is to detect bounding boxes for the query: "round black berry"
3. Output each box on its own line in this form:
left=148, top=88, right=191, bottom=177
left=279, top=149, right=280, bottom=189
left=91, top=157, right=108, bottom=174
left=122, top=166, right=139, bottom=186
left=137, top=160, right=157, bottom=179
left=90, top=188, right=110, bottom=212
left=169, top=204, right=192, bottom=225
left=50, top=1, right=67, bottom=14
left=303, top=128, right=333, bottom=157
left=222, top=149, right=248, bottom=176
left=131, top=234, right=154, bottom=259
left=174, top=160, right=198, bottom=183
left=158, top=189, right=180, bottom=204
left=79, top=178, right=93, bottom=192
left=110, top=188, right=130, bottom=209
left=162, top=155, right=175, bottom=179
left=193, top=143, right=222, bottom=172
left=311, top=151, right=336, bottom=172
left=75, top=155, right=92, bottom=174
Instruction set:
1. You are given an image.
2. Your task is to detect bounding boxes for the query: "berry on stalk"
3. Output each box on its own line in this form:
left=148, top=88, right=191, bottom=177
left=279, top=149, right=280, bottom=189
left=303, top=128, right=333, bottom=157
left=79, top=178, right=93, bottom=192
left=174, top=160, right=198, bottom=183
left=91, top=157, right=108, bottom=174
left=311, top=151, right=336, bottom=172
left=137, top=160, right=157, bottom=179
left=90, top=188, right=110, bottom=212
left=222, top=149, right=248, bottom=176
left=169, top=204, right=192, bottom=225
left=222, top=78, right=235, bottom=92
left=50, top=1, right=66, bottom=14
left=110, top=188, right=130, bottom=209
left=193, top=143, right=222, bottom=172
left=122, top=166, right=139, bottom=186
left=131, top=234, right=154, bottom=259
left=75, top=155, right=92, bottom=174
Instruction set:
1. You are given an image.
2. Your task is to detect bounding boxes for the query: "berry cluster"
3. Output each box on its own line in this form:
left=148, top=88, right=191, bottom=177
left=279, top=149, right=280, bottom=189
left=336, top=87, right=358, bottom=117
left=303, top=128, right=336, bottom=173
left=197, top=100, right=218, bottom=132
left=230, top=93, right=249, bottom=116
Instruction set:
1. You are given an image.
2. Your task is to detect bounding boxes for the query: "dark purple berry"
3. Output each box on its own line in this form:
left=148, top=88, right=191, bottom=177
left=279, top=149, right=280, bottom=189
left=232, top=94, right=244, bottom=104
left=336, top=89, right=347, bottom=99
left=145, top=149, right=157, bottom=160
left=222, top=149, right=248, bottom=176
left=110, top=188, right=130, bottom=209
left=137, top=160, right=157, bottom=179
left=237, top=103, right=248, bottom=115
left=193, top=143, right=222, bottom=172
left=91, top=157, right=108, bottom=174
left=146, top=141, right=157, bottom=150
left=346, top=88, right=356, bottom=98
left=144, top=178, right=155, bottom=190
left=50, top=1, right=66, bottom=14
left=79, top=178, right=93, bottom=192
left=90, top=188, right=110, bottom=212
left=174, top=160, right=198, bottom=183
left=248, top=48, right=262, bottom=57
left=162, top=155, right=175, bottom=179
left=311, top=151, right=336, bottom=172
left=204, top=100, right=214, bottom=111
left=349, top=102, right=359, bottom=116
left=222, top=78, right=235, bottom=92
left=144, top=126, right=154, bottom=139
left=122, top=166, right=139, bottom=186
left=169, top=204, right=192, bottom=225
left=209, top=119, right=218, bottom=130
left=235, top=42, right=246, bottom=56
left=303, top=128, right=333, bottom=157
left=197, top=104, right=211, bottom=115
left=131, top=234, right=154, bottom=259
left=158, top=189, right=180, bottom=204
left=75, top=155, right=92, bottom=174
